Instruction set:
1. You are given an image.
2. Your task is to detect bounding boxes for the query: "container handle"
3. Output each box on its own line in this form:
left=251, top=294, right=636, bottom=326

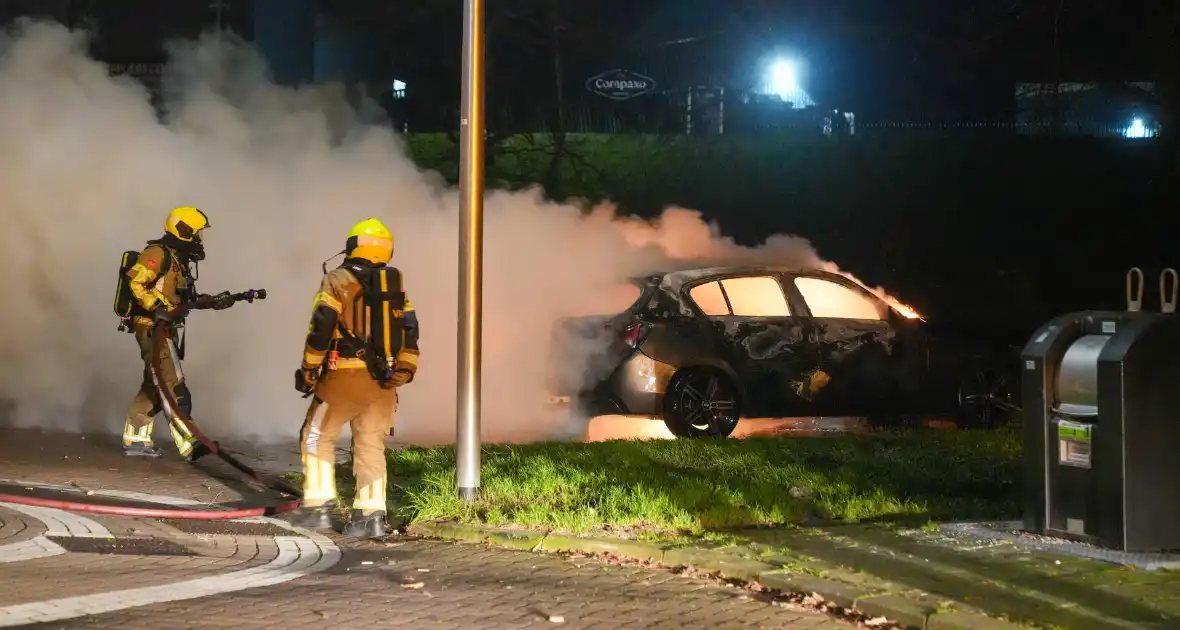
left=1161, top=268, right=1178, bottom=314
left=1127, top=267, right=1144, bottom=312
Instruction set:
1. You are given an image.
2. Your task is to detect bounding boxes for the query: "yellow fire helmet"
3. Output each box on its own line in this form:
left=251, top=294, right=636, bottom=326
left=164, top=206, right=210, bottom=242
left=346, top=218, right=394, bottom=265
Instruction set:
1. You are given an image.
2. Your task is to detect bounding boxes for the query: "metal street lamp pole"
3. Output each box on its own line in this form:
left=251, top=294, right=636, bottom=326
left=455, top=0, right=486, bottom=503
left=209, top=0, right=223, bottom=89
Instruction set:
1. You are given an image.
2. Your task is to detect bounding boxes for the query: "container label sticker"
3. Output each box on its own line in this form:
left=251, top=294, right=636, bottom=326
left=1102, top=321, right=1116, bottom=334
left=1025, top=359, right=1035, bottom=370
left=1058, top=419, right=1093, bottom=469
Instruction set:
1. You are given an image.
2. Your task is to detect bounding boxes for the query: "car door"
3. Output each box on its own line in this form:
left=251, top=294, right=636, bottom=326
left=683, top=274, right=820, bottom=417
left=782, top=274, right=904, bottom=415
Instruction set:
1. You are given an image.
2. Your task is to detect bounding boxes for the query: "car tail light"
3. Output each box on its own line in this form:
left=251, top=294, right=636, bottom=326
left=621, top=323, right=646, bottom=348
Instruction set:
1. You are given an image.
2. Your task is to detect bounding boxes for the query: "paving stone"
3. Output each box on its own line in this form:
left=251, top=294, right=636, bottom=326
left=0, top=548, right=272, bottom=606
left=853, top=594, right=937, bottom=629
left=1, top=430, right=853, bottom=629
left=662, top=547, right=776, bottom=581
left=926, top=609, right=1041, bottom=630
left=540, top=533, right=665, bottom=561
left=758, top=572, right=876, bottom=609
left=154, top=519, right=298, bottom=538
left=0, top=505, right=43, bottom=544
left=44, top=536, right=197, bottom=557
left=24, top=538, right=847, bottom=629
left=0, top=428, right=274, bottom=506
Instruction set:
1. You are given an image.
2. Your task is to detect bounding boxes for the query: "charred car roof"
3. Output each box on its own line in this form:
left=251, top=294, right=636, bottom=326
left=626, top=265, right=875, bottom=318
left=629, top=265, right=854, bottom=293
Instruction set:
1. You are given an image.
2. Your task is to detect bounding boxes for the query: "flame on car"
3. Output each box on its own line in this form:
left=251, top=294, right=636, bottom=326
left=829, top=268, right=924, bottom=320
left=612, top=216, right=924, bottom=321
left=887, top=298, right=923, bottom=320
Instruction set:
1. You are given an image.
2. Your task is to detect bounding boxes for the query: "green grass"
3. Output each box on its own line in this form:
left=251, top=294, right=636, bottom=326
left=375, top=428, right=1022, bottom=535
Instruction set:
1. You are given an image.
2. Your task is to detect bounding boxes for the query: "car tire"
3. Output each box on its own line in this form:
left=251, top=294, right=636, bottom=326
left=662, top=367, right=741, bottom=438
left=955, top=362, right=1020, bottom=429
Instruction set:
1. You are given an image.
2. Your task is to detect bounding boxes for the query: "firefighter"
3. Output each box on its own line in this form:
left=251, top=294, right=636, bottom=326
left=121, top=206, right=234, bottom=460
left=289, top=218, right=419, bottom=538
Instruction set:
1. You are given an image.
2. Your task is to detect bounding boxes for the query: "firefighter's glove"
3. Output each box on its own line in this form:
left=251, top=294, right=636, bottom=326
left=295, top=368, right=318, bottom=395
left=389, top=368, right=414, bottom=388
left=211, top=291, right=236, bottom=311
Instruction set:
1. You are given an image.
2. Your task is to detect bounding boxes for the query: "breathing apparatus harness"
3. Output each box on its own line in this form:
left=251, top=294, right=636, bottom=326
left=114, top=234, right=197, bottom=330
left=114, top=235, right=239, bottom=359
left=316, top=251, right=408, bottom=390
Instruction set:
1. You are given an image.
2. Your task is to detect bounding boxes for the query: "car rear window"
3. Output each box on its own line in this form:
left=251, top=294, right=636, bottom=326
left=688, top=276, right=792, bottom=317
left=720, top=276, right=791, bottom=316
left=688, top=281, right=730, bottom=315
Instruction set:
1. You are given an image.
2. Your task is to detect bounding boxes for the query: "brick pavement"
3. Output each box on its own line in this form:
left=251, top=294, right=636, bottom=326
left=0, top=535, right=281, bottom=607
left=0, top=506, right=44, bottom=545
left=0, top=429, right=280, bottom=505
left=29, top=539, right=846, bottom=630
left=0, top=429, right=854, bottom=629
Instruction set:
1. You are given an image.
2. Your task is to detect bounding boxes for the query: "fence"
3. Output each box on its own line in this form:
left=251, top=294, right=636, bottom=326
left=96, top=64, right=1162, bottom=141
left=389, top=89, right=1161, bottom=140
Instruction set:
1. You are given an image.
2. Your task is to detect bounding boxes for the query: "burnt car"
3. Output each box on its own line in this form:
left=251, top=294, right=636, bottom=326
left=548, top=265, right=1019, bottom=437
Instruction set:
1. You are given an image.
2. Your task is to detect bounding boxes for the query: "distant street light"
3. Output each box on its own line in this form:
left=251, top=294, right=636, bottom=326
left=764, top=57, right=815, bottom=109
left=455, top=0, right=486, bottom=503
left=768, top=60, right=798, bottom=98
left=1123, top=118, right=1153, bottom=139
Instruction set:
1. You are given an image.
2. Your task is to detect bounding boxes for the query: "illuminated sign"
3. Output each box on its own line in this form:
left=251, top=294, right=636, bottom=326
left=585, top=69, right=656, bottom=101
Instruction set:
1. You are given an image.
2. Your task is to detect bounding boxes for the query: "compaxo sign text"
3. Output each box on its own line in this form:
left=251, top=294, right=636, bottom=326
left=585, top=69, right=657, bottom=101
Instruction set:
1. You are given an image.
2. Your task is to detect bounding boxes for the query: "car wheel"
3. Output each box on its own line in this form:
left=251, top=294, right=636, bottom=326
left=663, top=367, right=741, bottom=438
left=956, top=364, right=1020, bottom=429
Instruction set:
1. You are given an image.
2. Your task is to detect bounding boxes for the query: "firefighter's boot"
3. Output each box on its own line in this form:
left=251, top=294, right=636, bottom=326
left=123, top=443, right=163, bottom=458
left=184, top=440, right=216, bottom=464
left=342, top=510, right=387, bottom=539
left=286, top=501, right=336, bottom=531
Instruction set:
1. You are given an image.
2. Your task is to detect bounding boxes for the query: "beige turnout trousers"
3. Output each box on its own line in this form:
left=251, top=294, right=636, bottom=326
left=299, top=369, right=397, bottom=514
left=122, top=322, right=200, bottom=456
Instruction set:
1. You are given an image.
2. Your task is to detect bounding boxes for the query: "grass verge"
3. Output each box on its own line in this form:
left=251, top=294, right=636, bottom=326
left=375, top=428, right=1021, bottom=535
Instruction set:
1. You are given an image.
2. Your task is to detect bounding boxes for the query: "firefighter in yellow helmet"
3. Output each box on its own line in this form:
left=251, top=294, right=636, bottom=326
left=119, top=207, right=233, bottom=460
left=288, top=218, right=420, bottom=538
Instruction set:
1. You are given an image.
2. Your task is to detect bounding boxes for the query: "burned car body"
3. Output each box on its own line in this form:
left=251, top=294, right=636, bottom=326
left=549, top=266, right=1017, bottom=437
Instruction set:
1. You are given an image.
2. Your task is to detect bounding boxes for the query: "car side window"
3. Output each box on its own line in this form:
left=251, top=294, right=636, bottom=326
left=688, top=281, right=730, bottom=316
left=793, top=277, right=886, bottom=320
left=720, top=276, right=791, bottom=316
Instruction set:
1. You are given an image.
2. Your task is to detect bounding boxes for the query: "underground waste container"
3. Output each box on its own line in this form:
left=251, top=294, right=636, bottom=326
left=1021, top=303, right=1180, bottom=552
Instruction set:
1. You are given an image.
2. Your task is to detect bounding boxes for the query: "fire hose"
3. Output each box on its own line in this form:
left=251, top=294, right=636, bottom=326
left=0, top=288, right=307, bottom=520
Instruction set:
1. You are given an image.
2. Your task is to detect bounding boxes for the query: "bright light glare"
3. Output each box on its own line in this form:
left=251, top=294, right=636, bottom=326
left=764, top=58, right=815, bottom=109
left=1123, top=118, right=1152, bottom=139
left=769, top=60, right=798, bottom=97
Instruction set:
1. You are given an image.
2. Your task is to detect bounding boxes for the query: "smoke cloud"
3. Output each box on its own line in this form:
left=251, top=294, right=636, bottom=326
left=0, top=22, right=910, bottom=446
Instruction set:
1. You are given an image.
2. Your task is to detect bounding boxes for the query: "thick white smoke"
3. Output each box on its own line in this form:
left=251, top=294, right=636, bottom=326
left=0, top=22, right=910, bottom=446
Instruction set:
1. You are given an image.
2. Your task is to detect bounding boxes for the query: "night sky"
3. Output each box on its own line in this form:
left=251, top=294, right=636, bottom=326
left=0, top=0, right=1168, bottom=120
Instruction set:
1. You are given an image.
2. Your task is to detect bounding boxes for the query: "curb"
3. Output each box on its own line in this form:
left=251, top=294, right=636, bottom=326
left=409, top=520, right=1026, bottom=630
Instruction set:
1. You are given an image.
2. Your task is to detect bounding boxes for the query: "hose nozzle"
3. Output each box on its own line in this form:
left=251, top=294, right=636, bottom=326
left=241, top=288, right=267, bottom=303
